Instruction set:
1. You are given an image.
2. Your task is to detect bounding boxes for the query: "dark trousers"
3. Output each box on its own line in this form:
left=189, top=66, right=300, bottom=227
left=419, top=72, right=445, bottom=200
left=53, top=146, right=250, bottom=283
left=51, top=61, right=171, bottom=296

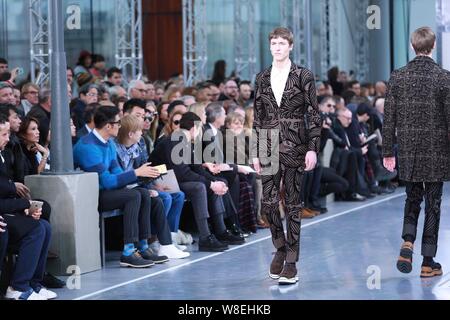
left=332, top=149, right=358, bottom=194
left=149, top=196, right=172, bottom=245
left=0, top=229, right=7, bottom=272
left=320, top=167, right=349, bottom=197
left=261, top=162, right=303, bottom=263
left=99, top=187, right=151, bottom=244
left=11, top=220, right=51, bottom=292
left=179, top=181, right=225, bottom=237
left=402, top=182, right=443, bottom=257
left=302, top=166, right=323, bottom=208
left=217, top=170, right=240, bottom=223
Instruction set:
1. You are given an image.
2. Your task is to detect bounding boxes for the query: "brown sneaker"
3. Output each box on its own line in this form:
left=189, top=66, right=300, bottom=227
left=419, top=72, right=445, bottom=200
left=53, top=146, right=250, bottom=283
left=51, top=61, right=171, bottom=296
left=278, top=263, right=298, bottom=285
left=269, top=250, right=286, bottom=280
left=397, top=241, right=414, bottom=274
left=420, top=261, right=443, bottom=278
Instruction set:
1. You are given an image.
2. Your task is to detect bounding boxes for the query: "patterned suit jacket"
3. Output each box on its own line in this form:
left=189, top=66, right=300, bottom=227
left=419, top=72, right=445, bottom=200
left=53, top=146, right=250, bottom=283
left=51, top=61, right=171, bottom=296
left=383, top=56, right=450, bottom=182
left=252, top=63, right=322, bottom=169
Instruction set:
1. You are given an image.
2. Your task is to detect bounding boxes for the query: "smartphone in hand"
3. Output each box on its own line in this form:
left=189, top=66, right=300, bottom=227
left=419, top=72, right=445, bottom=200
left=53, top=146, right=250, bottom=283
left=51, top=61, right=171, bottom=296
left=29, top=201, right=44, bottom=214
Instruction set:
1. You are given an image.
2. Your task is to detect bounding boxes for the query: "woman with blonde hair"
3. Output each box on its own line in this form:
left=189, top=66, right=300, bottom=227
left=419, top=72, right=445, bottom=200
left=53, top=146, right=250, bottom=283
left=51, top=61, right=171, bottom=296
left=244, top=106, right=254, bottom=136
left=188, top=102, right=207, bottom=124
left=222, top=112, right=259, bottom=233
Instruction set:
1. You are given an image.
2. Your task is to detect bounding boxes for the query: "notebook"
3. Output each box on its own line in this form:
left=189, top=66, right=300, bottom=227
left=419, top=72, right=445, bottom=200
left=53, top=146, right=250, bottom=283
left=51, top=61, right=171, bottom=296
left=153, top=169, right=181, bottom=194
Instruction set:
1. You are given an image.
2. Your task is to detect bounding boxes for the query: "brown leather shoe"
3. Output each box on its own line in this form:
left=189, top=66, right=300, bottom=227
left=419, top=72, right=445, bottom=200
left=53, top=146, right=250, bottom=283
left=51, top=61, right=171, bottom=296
left=269, top=250, right=286, bottom=280
left=278, top=263, right=298, bottom=285
left=301, top=208, right=317, bottom=219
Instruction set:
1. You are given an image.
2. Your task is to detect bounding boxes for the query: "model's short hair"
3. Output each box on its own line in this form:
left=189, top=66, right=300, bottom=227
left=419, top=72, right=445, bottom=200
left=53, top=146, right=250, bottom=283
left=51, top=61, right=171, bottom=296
left=411, top=27, right=436, bottom=55
left=269, top=27, right=294, bottom=45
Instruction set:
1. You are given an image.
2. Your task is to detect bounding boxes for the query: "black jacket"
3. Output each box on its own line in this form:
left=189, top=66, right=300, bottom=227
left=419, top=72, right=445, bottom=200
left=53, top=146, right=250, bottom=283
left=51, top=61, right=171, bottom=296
left=149, top=134, right=218, bottom=188
left=2, top=134, right=27, bottom=183
left=0, top=158, right=37, bottom=243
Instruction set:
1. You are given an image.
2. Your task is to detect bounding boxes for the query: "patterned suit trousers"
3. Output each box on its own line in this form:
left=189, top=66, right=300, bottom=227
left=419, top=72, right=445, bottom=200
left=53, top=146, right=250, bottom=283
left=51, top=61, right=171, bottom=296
left=261, top=161, right=304, bottom=263
left=402, top=182, right=443, bottom=257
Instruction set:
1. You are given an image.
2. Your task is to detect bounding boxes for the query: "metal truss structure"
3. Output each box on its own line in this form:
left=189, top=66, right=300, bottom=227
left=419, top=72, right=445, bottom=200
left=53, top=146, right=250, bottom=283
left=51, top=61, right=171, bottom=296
left=354, top=0, right=370, bottom=82
left=280, top=0, right=312, bottom=69
left=115, top=0, right=143, bottom=81
left=29, top=0, right=143, bottom=85
left=182, top=0, right=207, bottom=87
left=320, top=0, right=339, bottom=80
left=436, top=0, right=450, bottom=66
left=233, top=0, right=256, bottom=81
left=29, top=0, right=50, bottom=86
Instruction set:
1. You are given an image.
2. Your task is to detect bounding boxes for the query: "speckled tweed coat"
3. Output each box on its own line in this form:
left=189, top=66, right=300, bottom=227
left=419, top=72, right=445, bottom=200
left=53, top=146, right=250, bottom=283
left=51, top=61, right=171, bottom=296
left=382, top=56, right=450, bottom=182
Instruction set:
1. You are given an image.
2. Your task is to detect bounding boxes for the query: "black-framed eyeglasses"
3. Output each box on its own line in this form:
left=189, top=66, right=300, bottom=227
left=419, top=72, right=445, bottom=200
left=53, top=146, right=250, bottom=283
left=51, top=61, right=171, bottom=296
left=109, top=121, right=121, bottom=127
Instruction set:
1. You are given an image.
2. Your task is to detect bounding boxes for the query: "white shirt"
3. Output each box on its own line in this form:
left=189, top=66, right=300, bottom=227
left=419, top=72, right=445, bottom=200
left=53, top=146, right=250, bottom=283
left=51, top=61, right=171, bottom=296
left=208, top=123, right=218, bottom=136
left=271, top=60, right=291, bottom=107
left=93, top=129, right=108, bottom=144
left=85, top=124, right=93, bottom=134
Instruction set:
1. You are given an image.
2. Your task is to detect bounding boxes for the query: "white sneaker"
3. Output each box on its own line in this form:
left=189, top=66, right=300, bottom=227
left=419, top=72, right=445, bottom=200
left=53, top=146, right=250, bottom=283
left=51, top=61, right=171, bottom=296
left=5, top=287, right=47, bottom=300
left=177, top=230, right=193, bottom=245
left=36, top=287, right=58, bottom=299
left=159, top=244, right=190, bottom=259
left=171, top=232, right=180, bottom=245
left=176, top=244, right=188, bottom=251
left=149, top=241, right=161, bottom=253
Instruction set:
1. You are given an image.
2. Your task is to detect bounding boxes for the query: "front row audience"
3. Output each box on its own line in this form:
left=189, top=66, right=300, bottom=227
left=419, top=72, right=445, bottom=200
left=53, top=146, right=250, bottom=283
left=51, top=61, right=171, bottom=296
left=73, top=107, right=189, bottom=268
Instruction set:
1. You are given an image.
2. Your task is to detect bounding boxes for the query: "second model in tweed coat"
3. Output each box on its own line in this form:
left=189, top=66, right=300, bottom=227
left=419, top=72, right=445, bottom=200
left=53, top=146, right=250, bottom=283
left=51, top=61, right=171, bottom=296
left=382, top=55, right=450, bottom=182
left=252, top=63, right=322, bottom=168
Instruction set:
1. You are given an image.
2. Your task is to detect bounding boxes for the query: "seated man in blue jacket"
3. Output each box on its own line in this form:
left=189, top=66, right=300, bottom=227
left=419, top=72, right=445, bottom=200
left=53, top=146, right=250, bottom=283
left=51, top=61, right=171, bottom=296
left=73, top=106, right=167, bottom=268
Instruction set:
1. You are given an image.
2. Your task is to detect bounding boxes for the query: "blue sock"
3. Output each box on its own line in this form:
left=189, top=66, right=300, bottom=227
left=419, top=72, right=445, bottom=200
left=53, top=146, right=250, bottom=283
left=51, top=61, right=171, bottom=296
left=138, top=239, right=149, bottom=253
left=123, top=243, right=135, bottom=256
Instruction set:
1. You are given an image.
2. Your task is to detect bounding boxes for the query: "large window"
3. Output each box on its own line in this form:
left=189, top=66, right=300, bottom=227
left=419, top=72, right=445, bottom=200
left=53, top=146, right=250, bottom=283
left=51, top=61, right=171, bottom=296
left=0, top=0, right=116, bottom=80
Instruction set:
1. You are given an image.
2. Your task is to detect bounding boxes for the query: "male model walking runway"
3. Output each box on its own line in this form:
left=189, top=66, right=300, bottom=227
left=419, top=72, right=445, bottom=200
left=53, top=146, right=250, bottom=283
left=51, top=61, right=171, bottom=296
left=252, top=27, right=321, bottom=285
left=383, top=27, right=450, bottom=278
